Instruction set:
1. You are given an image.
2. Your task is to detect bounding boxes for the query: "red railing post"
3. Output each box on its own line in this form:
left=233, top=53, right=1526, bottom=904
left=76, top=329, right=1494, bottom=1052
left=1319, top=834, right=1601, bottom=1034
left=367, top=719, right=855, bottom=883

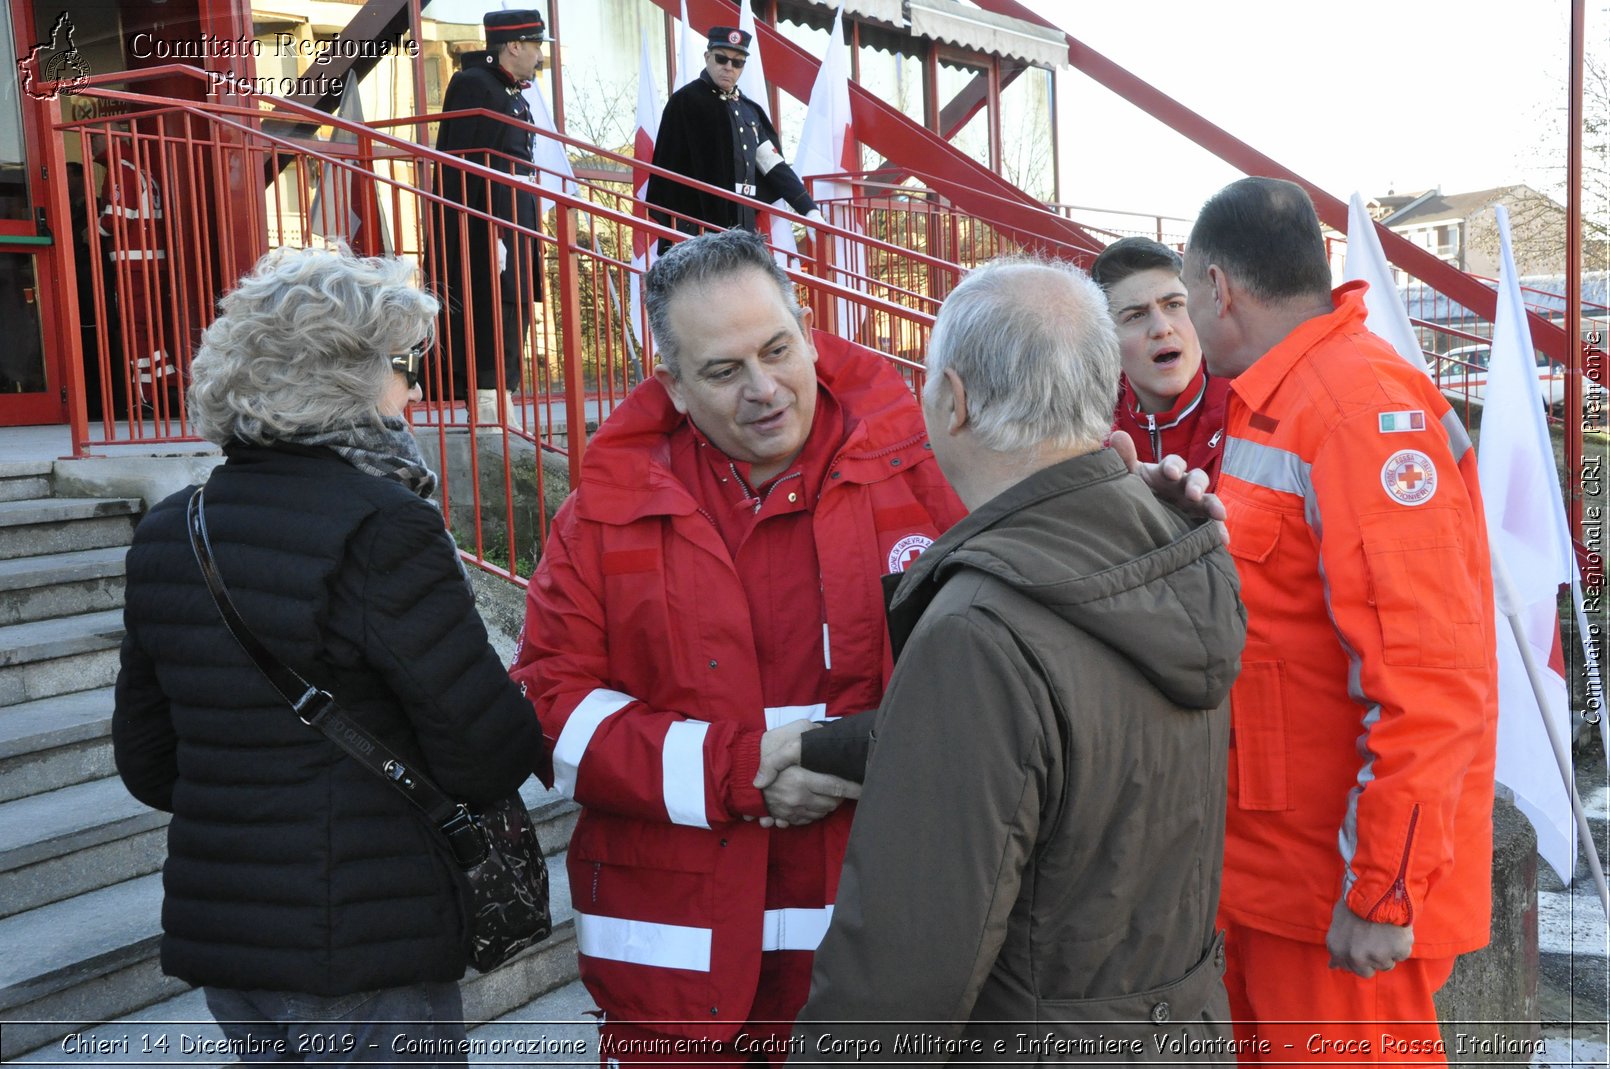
left=44, top=94, right=90, bottom=456
left=555, top=203, right=587, bottom=485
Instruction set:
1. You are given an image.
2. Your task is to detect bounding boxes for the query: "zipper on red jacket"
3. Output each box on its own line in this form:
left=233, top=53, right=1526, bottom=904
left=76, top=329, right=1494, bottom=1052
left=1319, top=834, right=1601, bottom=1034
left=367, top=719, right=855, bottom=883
left=731, top=462, right=803, bottom=515
left=836, top=430, right=927, bottom=468
left=1146, top=414, right=1161, bottom=463
left=1363, top=803, right=1420, bottom=924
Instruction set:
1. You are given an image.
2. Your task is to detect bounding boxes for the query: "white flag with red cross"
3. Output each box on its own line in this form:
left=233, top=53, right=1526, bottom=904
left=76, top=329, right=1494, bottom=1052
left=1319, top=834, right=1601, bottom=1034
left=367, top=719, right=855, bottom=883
left=1481, top=204, right=1595, bottom=884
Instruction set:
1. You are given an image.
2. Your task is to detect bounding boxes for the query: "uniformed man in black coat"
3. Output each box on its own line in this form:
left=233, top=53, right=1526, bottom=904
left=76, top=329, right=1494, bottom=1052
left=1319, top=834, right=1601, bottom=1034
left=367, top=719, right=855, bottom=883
left=435, top=9, right=547, bottom=427
left=645, top=26, right=821, bottom=249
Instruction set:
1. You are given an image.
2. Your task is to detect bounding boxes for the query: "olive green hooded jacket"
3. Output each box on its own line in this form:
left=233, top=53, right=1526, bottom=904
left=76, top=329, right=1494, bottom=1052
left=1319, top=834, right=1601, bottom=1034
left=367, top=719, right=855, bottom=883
left=792, top=448, right=1246, bottom=1064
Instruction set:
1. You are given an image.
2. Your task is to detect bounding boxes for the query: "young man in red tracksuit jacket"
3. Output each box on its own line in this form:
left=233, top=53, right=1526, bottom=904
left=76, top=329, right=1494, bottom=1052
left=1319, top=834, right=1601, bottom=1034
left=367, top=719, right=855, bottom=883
left=1093, top=236, right=1229, bottom=488
left=511, top=229, right=964, bottom=1066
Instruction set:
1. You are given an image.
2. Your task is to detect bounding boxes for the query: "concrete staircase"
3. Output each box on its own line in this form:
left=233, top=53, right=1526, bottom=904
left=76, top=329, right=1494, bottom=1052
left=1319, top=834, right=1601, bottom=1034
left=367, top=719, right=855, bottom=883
left=1537, top=777, right=1610, bottom=1024
left=0, top=459, right=586, bottom=1061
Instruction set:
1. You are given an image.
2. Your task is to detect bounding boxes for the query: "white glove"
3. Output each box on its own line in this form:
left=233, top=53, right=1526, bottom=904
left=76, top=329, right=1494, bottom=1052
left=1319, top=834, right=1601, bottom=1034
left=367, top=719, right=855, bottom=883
left=804, top=209, right=826, bottom=227
left=497, top=238, right=508, bottom=272
left=755, top=141, right=784, bottom=175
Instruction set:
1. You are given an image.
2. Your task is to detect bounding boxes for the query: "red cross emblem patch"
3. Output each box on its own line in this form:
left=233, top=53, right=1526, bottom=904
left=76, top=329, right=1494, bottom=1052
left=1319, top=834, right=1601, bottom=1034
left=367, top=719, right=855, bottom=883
left=1380, top=449, right=1438, bottom=506
left=888, top=533, right=934, bottom=573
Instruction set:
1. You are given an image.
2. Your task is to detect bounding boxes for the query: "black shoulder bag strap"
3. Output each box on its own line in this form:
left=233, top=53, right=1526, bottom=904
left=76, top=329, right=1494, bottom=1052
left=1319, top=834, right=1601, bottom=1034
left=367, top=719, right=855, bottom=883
left=185, top=487, right=487, bottom=867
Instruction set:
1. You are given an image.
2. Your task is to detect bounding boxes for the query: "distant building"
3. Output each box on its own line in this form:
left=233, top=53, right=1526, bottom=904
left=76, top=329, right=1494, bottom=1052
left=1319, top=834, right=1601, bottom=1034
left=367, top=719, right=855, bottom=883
left=1367, top=185, right=1567, bottom=278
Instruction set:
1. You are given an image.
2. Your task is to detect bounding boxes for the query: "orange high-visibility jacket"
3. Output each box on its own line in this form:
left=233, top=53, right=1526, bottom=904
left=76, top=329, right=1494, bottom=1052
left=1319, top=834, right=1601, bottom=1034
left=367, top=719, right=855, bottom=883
left=1218, top=282, right=1499, bottom=958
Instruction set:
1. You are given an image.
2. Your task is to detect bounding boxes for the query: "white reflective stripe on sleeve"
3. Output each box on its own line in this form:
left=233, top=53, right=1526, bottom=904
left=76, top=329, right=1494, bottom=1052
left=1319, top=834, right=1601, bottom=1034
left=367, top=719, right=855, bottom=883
left=553, top=689, right=636, bottom=797
left=575, top=911, right=713, bottom=972
left=110, top=249, right=167, bottom=261
left=822, top=623, right=831, bottom=670
left=761, top=906, right=834, bottom=952
left=1222, top=437, right=1312, bottom=499
left=763, top=703, right=830, bottom=730
left=1441, top=410, right=1474, bottom=463
left=661, top=720, right=710, bottom=828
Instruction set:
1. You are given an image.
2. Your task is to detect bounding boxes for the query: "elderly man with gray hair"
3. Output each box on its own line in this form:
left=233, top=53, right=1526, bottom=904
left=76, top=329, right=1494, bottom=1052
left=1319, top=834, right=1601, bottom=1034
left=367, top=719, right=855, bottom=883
left=790, top=258, right=1246, bottom=1063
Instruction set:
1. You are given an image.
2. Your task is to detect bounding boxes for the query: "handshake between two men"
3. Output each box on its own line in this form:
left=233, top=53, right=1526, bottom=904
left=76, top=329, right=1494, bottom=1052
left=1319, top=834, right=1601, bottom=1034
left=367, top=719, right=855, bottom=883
left=748, top=718, right=865, bottom=829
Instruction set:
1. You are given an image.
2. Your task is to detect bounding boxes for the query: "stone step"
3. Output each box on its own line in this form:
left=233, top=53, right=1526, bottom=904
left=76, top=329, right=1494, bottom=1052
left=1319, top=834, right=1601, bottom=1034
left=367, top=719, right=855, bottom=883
left=1534, top=783, right=1610, bottom=893
left=0, top=547, right=128, bottom=626
left=0, top=498, right=141, bottom=561
left=0, top=874, right=183, bottom=1060
left=3, top=852, right=579, bottom=1064
left=0, top=461, right=52, bottom=504
left=1537, top=883, right=1610, bottom=1021
left=11, top=988, right=224, bottom=1067
left=524, top=780, right=579, bottom=858
left=0, top=610, right=125, bottom=707
left=467, top=979, right=598, bottom=1065
left=0, top=776, right=170, bottom=919
left=0, top=773, right=574, bottom=923
left=0, top=688, right=116, bottom=803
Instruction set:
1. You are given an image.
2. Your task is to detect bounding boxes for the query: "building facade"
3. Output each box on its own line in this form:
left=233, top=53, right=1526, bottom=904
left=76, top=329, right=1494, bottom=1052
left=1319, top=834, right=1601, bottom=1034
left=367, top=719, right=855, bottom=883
left=0, top=0, right=1062, bottom=432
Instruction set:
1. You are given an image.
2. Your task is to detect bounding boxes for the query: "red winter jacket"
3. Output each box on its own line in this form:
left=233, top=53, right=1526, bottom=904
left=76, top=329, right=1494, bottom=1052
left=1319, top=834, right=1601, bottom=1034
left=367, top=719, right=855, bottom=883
left=1111, top=364, right=1230, bottom=489
left=511, top=332, right=964, bottom=1038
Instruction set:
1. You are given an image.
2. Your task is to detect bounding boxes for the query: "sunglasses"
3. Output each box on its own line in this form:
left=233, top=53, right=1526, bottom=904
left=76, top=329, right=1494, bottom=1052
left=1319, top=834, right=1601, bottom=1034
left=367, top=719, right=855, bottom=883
left=709, top=52, right=746, bottom=68
left=390, top=339, right=428, bottom=388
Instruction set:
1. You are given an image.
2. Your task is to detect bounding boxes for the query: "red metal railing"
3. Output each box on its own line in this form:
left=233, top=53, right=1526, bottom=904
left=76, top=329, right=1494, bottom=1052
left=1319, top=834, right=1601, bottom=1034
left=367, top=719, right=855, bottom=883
left=49, top=69, right=944, bottom=586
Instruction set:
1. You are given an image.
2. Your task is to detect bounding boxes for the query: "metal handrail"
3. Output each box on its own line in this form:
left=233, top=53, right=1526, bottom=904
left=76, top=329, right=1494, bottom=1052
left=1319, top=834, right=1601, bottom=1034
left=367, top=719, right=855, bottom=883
left=49, top=81, right=946, bottom=586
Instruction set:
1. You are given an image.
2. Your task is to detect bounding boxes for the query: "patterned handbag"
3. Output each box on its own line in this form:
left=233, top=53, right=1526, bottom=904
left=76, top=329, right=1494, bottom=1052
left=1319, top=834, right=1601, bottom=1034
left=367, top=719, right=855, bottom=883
left=187, top=488, right=551, bottom=972
left=453, top=793, right=553, bottom=971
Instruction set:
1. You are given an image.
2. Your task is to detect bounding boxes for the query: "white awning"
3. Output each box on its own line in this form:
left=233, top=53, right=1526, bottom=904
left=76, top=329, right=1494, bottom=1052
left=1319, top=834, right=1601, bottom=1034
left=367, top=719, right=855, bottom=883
left=907, top=0, right=1068, bottom=68
left=841, top=0, right=907, bottom=25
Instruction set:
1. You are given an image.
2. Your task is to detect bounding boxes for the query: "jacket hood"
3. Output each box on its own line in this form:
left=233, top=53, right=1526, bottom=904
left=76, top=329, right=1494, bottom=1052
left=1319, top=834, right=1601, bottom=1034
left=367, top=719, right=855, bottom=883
left=893, top=449, right=1244, bottom=709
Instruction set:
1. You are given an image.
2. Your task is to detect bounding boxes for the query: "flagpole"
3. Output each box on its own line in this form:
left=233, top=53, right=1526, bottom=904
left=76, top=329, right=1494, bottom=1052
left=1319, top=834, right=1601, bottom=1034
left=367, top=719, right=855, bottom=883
left=1494, top=553, right=1610, bottom=915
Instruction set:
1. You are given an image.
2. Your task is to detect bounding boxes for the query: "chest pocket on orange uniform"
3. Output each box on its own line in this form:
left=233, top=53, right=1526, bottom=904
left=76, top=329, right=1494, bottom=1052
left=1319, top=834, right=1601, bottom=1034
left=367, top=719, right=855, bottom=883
left=1357, top=507, right=1487, bottom=669
left=1224, top=503, right=1289, bottom=812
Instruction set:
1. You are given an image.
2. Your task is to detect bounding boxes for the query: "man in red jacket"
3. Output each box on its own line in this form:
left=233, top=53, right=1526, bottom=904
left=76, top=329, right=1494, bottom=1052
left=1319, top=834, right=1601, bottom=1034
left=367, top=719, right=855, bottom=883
left=511, top=229, right=964, bottom=1065
left=1182, top=178, right=1498, bottom=1064
left=1092, top=236, right=1229, bottom=487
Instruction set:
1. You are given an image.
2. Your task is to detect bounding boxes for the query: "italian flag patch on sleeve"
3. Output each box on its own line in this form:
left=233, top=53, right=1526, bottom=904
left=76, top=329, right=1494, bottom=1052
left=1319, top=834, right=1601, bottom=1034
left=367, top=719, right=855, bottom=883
left=1378, top=410, right=1426, bottom=433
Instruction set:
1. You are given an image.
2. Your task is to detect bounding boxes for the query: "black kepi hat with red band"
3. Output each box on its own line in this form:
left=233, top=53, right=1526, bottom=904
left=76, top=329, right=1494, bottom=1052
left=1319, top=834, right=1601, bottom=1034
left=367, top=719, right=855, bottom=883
left=705, top=26, right=751, bottom=54
left=485, top=9, right=548, bottom=47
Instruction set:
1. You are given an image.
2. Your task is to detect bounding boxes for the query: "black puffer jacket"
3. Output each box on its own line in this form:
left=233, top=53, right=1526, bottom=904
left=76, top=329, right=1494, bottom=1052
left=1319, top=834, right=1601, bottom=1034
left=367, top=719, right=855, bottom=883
left=113, top=442, right=544, bottom=994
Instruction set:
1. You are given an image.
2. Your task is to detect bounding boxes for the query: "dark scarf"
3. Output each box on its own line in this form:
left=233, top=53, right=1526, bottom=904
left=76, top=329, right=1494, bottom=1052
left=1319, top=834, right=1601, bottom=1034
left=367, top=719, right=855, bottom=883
left=280, top=417, right=438, bottom=500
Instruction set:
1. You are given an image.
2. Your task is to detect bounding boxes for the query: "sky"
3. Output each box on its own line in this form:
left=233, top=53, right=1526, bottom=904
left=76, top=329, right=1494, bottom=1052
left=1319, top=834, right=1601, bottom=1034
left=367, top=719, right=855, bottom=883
left=425, top=0, right=1603, bottom=225
left=1023, top=0, right=1601, bottom=220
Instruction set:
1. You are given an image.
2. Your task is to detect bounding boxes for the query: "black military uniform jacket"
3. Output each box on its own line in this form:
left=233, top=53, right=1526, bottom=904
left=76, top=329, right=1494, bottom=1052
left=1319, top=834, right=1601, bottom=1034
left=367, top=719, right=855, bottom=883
left=646, top=71, right=815, bottom=234
left=436, top=51, right=541, bottom=303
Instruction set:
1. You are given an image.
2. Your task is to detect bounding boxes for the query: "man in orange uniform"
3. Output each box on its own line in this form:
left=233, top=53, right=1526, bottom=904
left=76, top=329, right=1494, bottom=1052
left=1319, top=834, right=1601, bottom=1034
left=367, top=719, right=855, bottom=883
left=1182, top=178, right=1498, bottom=1063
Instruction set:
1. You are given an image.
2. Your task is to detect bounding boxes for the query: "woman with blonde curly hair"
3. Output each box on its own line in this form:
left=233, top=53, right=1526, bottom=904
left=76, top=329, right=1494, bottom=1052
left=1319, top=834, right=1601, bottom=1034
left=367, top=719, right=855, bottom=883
left=114, top=246, right=544, bottom=1064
